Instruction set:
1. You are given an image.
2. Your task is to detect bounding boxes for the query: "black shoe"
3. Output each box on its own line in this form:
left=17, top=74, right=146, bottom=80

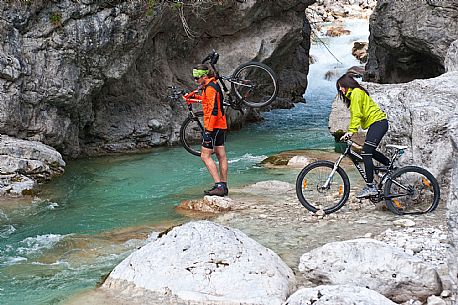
left=204, top=185, right=225, bottom=197
left=223, top=186, right=229, bottom=196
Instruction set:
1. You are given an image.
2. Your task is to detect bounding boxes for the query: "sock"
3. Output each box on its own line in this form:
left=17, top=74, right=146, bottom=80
left=217, top=182, right=227, bottom=188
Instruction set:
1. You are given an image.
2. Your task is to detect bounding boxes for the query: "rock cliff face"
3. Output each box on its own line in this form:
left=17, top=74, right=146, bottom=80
left=365, top=0, right=458, bottom=83
left=0, top=0, right=313, bottom=158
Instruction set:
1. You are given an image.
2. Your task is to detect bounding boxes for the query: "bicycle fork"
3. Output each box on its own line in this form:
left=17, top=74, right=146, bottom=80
left=322, top=154, right=346, bottom=189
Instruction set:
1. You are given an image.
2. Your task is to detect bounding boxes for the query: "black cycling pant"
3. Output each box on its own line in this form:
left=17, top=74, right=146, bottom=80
left=361, top=119, right=390, bottom=184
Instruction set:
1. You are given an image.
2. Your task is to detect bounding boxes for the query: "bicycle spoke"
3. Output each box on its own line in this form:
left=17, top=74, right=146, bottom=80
left=296, top=161, right=350, bottom=214
left=231, top=62, right=278, bottom=108
left=384, top=166, right=440, bottom=214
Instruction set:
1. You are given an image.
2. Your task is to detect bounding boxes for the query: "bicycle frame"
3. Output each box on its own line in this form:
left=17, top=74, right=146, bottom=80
left=325, top=140, right=404, bottom=199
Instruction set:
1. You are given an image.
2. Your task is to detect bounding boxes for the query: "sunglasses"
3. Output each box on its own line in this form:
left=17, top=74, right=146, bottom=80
left=194, top=77, right=200, bottom=80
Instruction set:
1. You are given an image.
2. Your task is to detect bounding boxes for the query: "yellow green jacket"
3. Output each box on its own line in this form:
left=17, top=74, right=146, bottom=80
left=346, top=88, right=386, bottom=133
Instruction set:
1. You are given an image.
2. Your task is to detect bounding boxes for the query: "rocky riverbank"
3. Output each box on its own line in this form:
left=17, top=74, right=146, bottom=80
left=65, top=147, right=454, bottom=304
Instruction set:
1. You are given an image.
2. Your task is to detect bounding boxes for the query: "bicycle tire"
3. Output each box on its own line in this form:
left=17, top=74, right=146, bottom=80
left=296, top=160, right=350, bottom=214
left=230, top=62, right=278, bottom=108
left=179, top=111, right=204, bottom=157
left=384, top=166, right=440, bottom=215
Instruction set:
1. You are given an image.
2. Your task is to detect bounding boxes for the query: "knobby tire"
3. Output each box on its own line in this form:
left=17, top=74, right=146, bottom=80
left=296, top=160, right=350, bottom=214
left=384, top=166, right=440, bottom=215
left=231, top=62, right=278, bottom=108
left=180, top=111, right=204, bottom=157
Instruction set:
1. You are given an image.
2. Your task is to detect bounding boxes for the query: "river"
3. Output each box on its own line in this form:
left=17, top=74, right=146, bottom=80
left=0, top=20, right=370, bottom=305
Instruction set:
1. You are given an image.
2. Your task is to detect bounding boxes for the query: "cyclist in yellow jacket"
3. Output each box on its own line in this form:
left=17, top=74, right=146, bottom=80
left=336, top=73, right=390, bottom=198
left=190, top=64, right=228, bottom=197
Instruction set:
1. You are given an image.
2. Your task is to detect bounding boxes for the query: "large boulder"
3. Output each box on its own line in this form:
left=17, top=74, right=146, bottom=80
left=102, top=220, right=296, bottom=305
left=0, top=135, right=65, bottom=195
left=365, top=0, right=458, bottom=83
left=298, top=239, right=442, bottom=303
left=285, top=285, right=397, bottom=305
left=0, top=0, right=313, bottom=158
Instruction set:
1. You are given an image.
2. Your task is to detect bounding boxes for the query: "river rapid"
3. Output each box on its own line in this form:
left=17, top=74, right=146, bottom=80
left=3, top=20, right=443, bottom=305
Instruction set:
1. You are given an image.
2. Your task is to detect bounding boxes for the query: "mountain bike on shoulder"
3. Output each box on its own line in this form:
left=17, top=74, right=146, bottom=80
left=168, top=50, right=278, bottom=156
left=295, top=140, right=440, bottom=215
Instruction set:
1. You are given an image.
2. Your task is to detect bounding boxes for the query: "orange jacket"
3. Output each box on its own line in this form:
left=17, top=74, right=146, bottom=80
left=198, top=78, right=227, bottom=131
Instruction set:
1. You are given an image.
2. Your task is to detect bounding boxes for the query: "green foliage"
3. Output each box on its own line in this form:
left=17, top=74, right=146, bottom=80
left=171, top=1, right=183, bottom=10
left=146, top=0, right=156, bottom=16
left=49, top=11, right=62, bottom=27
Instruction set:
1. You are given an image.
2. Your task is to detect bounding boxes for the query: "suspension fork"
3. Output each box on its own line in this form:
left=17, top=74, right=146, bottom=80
left=322, top=154, right=346, bottom=188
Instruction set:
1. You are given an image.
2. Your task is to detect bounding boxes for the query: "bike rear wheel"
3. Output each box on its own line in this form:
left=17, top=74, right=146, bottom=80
left=384, top=166, right=440, bottom=215
left=179, top=111, right=204, bottom=157
left=296, top=161, right=350, bottom=214
left=231, top=62, right=278, bottom=108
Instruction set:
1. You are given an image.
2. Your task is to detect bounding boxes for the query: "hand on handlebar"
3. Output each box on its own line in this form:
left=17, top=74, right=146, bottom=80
left=340, top=132, right=353, bottom=141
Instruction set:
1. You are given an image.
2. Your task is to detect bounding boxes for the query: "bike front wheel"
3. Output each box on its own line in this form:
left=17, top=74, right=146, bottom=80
left=296, top=160, right=350, bottom=214
left=231, top=62, right=278, bottom=108
left=384, top=166, right=440, bottom=215
left=179, top=111, right=204, bottom=157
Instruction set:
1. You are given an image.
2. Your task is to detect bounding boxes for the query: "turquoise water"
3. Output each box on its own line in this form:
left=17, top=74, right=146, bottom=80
left=0, top=19, right=368, bottom=305
left=0, top=103, right=334, bottom=305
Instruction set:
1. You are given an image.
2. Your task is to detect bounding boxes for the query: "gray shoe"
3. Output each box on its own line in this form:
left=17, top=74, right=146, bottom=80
left=356, top=184, right=378, bottom=198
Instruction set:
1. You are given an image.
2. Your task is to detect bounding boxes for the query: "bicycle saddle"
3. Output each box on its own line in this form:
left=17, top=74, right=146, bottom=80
left=386, top=144, right=408, bottom=150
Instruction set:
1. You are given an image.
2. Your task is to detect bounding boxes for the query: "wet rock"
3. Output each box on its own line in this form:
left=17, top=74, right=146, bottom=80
left=286, top=284, right=397, bottom=305
left=298, top=238, right=442, bottom=302
left=352, top=41, right=368, bottom=63
left=102, top=221, right=296, bottom=305
left=0, top=135, right=65, bottom=196
left=261, top=155, right=290, bottom=166
left=177, top=196, right=234, bottom=214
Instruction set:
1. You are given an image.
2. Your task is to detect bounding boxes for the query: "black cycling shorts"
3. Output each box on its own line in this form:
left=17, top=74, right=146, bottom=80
left=202, top=129, right=226, bottom=149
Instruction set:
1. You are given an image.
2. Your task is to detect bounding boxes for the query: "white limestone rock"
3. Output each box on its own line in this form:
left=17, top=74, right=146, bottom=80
left=285, top=284, right=397, bottom=305
left=298, top=238, right=442, bottom=303
left=287, top=156, right=309, bottom=168
left=103, top=221, right=296, bottom=305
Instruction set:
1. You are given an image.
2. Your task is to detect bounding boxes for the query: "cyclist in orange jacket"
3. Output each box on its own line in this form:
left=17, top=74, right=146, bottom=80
left=188, top=64, right=228, bottom=196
